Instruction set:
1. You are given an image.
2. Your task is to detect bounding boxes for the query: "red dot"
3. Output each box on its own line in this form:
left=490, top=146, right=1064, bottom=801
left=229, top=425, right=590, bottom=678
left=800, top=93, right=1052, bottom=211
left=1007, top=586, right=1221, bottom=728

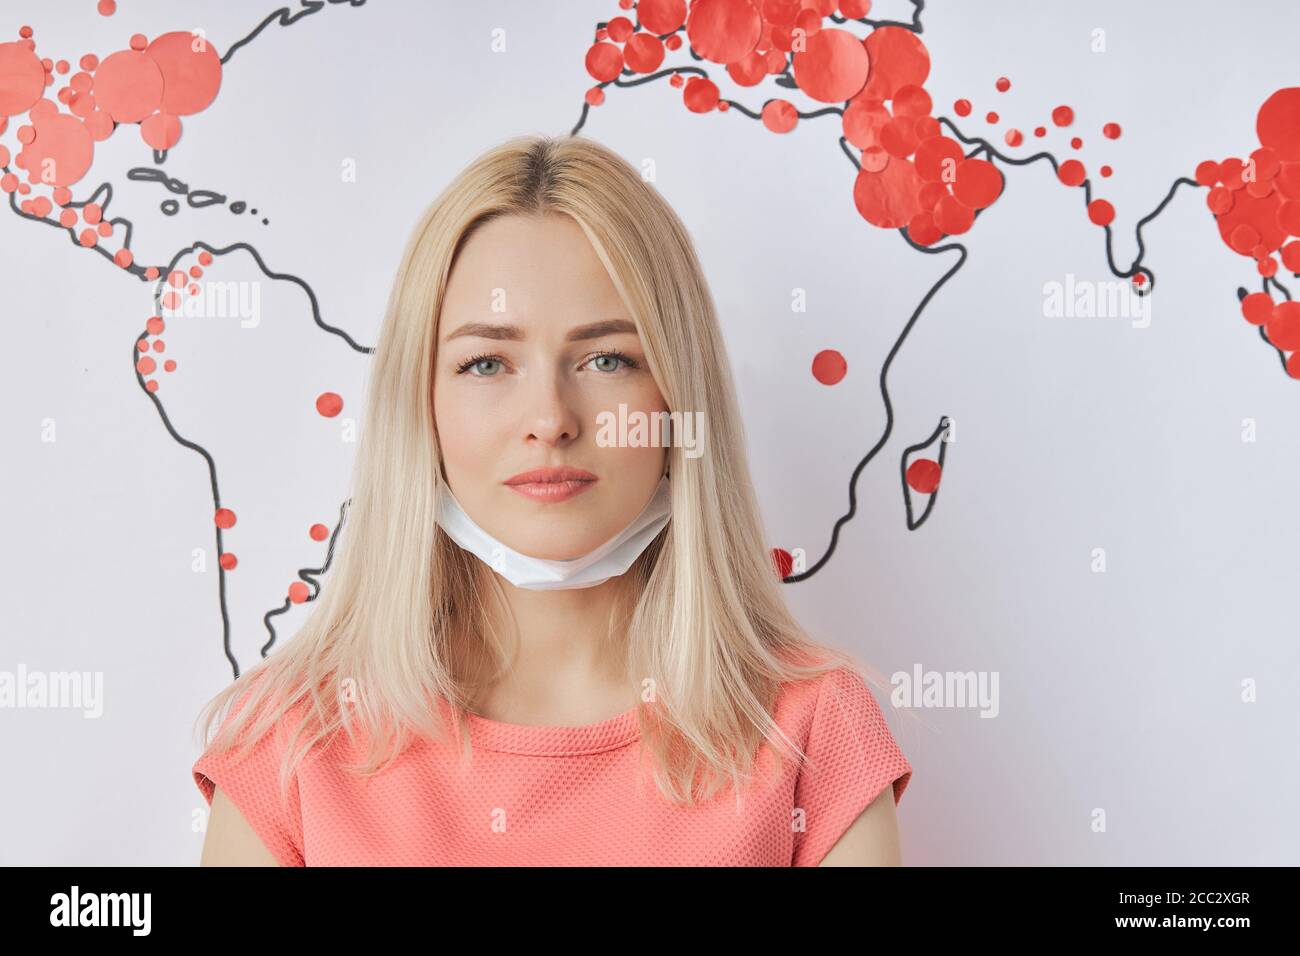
left=952, top=158, right=1003, bottom=208
left=1103, top=122, right=1121, bottom=139
left=1004, top=128, right=1023, bottom=147
left=1058, top=160, right=1086, bottom=186
left=1070, top=137, right=1082, bottom=149
left=1241, top=292, right=1274, bottom=325
left=906, top=458, right=941, bottom=494
left=1100, top=165, right=1113, bottom=178
left=214, top=508, right=236, bottom=530
left=136, top=356, right=156, bottom=374
left=683, top=76, right=719, bottom=113
left=953, top=98, right=971, bottom=117
left=762, top=99, right=798, bottom=133
left=164, top=359, right=176, bottom=372
left=1088, top=199, right=1115, bottom=226
left=315, top=391, right=343, bottom=417
left=1033, top=126, right=1046, bottom=137
left=985, top=111, right=998, bottom=124
left=288, top=582, right=310, bottom=604
left=309, top=523, right=329, bottom=542
left=1206, top=186, right=1232, bottom=215
left=811, top=349, right=847, bottom=385
left=1282, top=241, right=1300, bottom=271
left=584, top=41, right=623, bottom=82
left=1052, top=105, right=1074, bottom=127
left=219, top=552, right=237, bottom=570
left=995, top=76, right=1010, bottom=92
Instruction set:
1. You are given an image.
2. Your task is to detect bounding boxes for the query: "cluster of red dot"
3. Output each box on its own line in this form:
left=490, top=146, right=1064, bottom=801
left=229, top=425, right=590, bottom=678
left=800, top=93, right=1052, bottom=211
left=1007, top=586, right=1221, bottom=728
left=1199, top=88, right=1300, bottom=378
left=0, top=21, right=222, bottom=252
left=954, top=95, right=1122, bottom=225
left=583, top=1, right=988, bottom=568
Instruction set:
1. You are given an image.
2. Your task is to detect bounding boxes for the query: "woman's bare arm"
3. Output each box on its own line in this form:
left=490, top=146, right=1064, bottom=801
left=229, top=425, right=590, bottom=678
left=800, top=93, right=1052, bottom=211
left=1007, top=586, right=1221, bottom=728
left=818, top=785, right=903, bottom=866
left=198, top=785, right=282, bottom=866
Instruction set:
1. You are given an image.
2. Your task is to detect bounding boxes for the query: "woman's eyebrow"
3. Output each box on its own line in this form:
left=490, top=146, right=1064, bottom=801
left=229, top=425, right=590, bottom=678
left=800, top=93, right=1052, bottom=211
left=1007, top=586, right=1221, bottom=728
left=443, top=318, right=638, bottom=343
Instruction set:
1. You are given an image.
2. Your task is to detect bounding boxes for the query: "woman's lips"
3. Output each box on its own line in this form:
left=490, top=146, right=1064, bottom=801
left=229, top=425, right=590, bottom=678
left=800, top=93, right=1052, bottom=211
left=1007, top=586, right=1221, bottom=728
left=503, top=468, right=598, bottom=502
left=505, top=479, right=596, bottom=502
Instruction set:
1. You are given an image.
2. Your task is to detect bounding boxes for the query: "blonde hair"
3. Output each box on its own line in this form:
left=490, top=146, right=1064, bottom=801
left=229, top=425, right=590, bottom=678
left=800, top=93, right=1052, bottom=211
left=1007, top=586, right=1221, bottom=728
left=193, top=133, right=884, bottom=809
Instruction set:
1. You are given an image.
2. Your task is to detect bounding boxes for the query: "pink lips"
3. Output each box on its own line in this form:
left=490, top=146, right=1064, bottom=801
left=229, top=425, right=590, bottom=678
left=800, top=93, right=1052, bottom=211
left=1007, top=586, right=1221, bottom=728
left=504, top=466, right=598, bottom=502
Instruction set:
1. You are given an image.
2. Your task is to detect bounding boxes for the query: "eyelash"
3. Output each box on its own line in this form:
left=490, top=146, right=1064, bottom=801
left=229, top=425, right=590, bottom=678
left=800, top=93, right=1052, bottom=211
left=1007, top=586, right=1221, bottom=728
left=454, top=349, right=640, bottom=376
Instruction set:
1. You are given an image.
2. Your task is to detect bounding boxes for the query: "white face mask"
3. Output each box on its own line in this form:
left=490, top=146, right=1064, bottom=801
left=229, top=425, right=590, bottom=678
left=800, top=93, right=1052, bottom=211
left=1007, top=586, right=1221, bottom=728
left=434, top=474, right=672, bottom=590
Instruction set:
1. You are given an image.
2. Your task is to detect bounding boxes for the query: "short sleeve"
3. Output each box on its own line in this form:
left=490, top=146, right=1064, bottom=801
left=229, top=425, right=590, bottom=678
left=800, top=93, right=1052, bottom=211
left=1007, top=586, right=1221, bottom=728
left=192, top=682, right=305, bottom=867
left=791, top=667, right=912, bottom=866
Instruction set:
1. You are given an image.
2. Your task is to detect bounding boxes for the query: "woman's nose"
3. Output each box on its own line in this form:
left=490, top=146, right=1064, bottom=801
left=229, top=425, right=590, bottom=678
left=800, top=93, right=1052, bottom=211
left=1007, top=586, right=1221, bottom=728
left=523, top=367, right=582, bottom=445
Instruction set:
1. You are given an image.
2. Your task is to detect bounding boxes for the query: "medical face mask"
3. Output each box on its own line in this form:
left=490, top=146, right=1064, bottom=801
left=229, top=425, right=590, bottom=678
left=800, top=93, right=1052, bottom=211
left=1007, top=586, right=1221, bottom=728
left=434, top=474, right=672, bottom=590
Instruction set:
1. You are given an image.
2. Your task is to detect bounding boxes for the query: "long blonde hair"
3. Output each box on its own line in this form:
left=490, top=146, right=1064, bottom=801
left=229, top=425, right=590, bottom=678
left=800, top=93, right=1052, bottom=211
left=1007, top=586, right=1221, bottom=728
left=194, top=133, right=879, bottom=808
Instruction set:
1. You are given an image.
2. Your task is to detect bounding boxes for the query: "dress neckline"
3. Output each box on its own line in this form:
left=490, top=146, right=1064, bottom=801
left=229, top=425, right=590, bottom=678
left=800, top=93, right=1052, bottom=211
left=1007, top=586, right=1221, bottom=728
left=458, top=701, right=643, bottom=756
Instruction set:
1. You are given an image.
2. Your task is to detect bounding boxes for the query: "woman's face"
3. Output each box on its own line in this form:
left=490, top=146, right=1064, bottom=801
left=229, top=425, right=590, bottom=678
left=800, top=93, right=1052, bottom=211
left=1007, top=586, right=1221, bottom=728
left=433, top=212, right=668, bottom=562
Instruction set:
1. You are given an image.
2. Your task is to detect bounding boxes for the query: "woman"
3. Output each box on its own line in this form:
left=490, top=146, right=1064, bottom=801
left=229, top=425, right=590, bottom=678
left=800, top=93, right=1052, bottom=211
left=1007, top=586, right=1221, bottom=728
left=191, top=134, right=912, bottom=866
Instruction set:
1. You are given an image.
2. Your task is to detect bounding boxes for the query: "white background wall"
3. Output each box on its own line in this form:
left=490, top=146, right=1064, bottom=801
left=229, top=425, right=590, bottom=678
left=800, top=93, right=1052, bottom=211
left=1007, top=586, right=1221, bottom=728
left=1, top=0, right=1297, bottom=864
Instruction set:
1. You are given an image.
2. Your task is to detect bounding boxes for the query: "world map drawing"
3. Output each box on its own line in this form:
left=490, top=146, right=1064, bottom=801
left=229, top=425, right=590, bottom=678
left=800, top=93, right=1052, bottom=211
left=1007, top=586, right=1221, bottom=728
left=4, top=0, right=1297, bottom=689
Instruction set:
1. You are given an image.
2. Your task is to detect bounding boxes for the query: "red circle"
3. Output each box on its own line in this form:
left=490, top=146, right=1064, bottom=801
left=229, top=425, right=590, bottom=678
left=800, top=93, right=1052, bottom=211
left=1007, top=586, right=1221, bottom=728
left=811, top=349, right=847, bottom=385
left=1241, top=292, right=1274, bottom=325
left=1058, top=159, right=1086, bottom=186
left=1088, top=199, right=1115, bottom=226
left=906, top=458, right=941, bottom=494
left=316, top=391, right=343, bottom=417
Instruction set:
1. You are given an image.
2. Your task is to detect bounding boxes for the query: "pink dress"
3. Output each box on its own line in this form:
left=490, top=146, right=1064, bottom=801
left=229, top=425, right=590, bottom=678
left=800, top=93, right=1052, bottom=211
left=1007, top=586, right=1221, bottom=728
left=192, top=665, right=912, bottom=866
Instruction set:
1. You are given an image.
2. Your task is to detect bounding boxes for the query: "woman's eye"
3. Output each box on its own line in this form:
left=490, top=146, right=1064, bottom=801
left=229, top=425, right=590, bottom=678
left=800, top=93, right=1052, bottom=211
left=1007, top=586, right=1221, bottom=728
left=457, top=355, right=502, bottom=376
left=587, top=351, right=637, bottom=373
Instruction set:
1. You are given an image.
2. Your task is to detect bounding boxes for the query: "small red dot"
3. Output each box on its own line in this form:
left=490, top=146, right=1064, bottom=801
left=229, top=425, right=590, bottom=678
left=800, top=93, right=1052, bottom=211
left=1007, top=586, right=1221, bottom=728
left=316, top=392, right=344, bottom=417
left=811, top=349, right=847, bottom=385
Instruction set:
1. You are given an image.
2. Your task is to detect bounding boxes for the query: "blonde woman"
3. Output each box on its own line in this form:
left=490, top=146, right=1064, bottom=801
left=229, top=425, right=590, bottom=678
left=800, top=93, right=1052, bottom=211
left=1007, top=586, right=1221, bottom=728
left=191, top=134, right=912, bottom=867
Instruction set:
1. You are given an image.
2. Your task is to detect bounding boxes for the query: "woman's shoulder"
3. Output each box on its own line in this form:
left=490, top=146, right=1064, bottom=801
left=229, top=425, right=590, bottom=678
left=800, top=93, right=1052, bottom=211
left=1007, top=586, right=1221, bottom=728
left=774, top=662, right=880, bottom=730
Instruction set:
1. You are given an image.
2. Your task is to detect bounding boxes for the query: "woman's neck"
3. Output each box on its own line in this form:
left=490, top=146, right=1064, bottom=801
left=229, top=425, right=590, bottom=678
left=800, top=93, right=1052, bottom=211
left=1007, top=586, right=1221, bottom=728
left=464, top=570, right=643, bottom=725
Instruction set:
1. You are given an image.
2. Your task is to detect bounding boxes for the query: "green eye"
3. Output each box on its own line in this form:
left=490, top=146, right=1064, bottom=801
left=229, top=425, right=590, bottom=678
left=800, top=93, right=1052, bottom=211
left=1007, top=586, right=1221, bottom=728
left=587, top=350, right=639, bottom=372
left=456, top=354, right=502, bottom=375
